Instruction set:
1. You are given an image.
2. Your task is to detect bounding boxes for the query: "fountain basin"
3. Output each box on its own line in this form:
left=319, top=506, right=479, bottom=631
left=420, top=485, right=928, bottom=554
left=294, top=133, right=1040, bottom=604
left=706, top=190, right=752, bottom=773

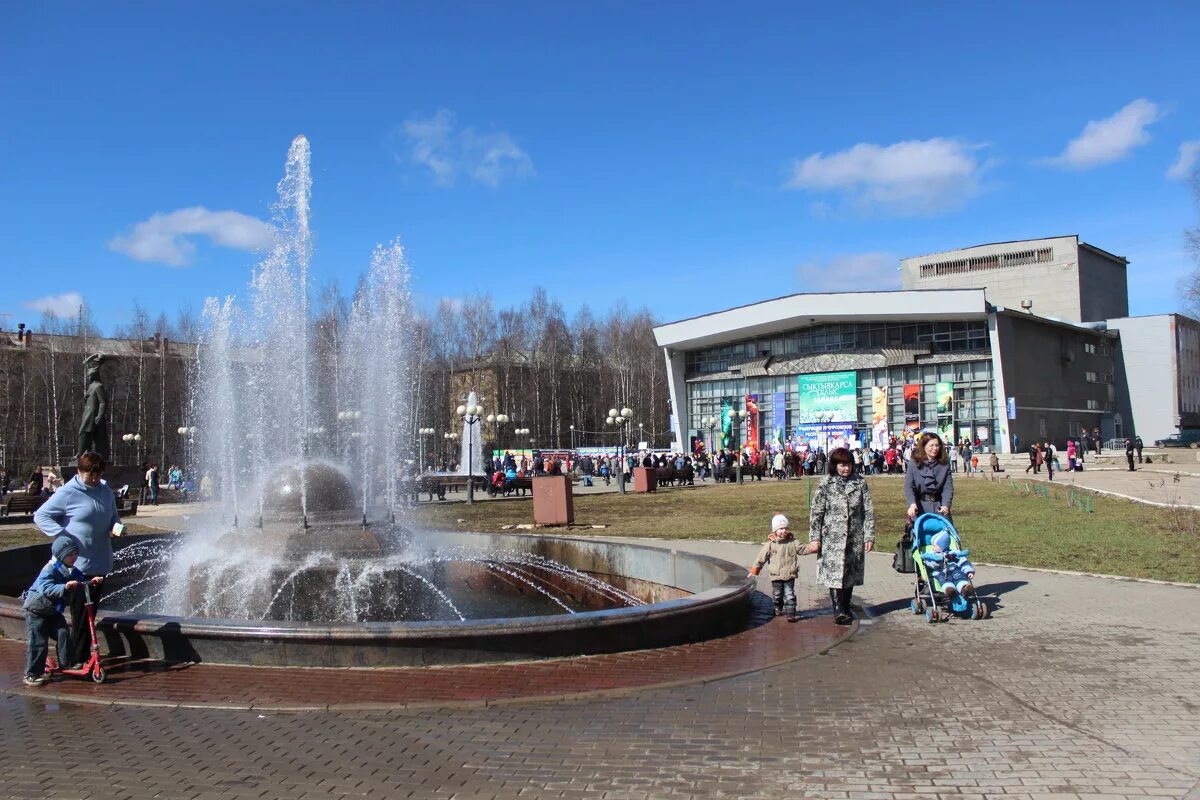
left=0, top=533, right=753, bottom=667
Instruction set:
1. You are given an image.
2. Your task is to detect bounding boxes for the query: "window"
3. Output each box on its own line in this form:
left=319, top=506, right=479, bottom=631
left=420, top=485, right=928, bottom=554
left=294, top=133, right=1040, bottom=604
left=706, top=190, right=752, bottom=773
left=1086, top=399, right=1099, bottom=410
left=1084, top=371, right=1097, bottom=383
left=1084, top=342, right=1096, bottom=354
left=918, top=247, right=1053, bottom=278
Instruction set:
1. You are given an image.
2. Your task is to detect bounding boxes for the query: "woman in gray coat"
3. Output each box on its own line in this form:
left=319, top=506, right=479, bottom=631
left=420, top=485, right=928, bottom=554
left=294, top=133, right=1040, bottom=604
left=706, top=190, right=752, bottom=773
left=904, top=432, right=954, bottom=521
left=806, top=448, right=875, bottom=624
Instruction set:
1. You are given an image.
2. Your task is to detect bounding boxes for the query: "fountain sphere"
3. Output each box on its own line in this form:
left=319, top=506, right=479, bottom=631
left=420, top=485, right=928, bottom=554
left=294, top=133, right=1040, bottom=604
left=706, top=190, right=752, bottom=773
left=260, top=461, right=356, bottom=515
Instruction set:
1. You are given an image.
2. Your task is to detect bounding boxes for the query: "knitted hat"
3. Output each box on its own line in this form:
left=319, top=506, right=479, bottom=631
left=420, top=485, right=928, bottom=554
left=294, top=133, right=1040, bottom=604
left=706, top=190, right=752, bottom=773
left=771, top=513, right=789, bottom=532
left=51, top=535, right=79, bottom=561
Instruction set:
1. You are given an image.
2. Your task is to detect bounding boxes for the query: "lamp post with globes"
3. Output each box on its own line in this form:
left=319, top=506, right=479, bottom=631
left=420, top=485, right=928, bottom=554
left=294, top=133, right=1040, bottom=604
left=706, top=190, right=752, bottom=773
left=456, top=401, right=484, bottom=504
left=606, top=406, right=633, bottom=494
left=418, top=428, right=435, bottom=471
left=485, top=413, right=509, bottom=468
left=176, top=426, right=197, bottom=475
left=442, top=431, right=458, bottom=470
left=701, top=416, right=719, bottom=477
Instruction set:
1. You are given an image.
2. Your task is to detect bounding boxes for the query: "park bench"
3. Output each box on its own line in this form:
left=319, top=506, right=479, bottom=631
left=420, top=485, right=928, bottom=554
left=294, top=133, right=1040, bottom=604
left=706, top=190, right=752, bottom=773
left=1, top=494, right=47, bottom=516
left=488, top=476, right=533, bottom=497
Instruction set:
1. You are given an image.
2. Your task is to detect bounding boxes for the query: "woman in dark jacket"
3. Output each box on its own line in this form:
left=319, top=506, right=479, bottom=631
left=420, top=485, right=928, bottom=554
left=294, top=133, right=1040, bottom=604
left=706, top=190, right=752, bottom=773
left=904, top=432, right=954, bottom=521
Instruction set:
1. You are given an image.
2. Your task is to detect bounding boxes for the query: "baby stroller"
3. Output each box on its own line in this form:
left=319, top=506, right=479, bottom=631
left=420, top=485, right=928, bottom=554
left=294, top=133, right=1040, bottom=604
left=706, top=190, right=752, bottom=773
left=908, top=513, right=988, bottom=623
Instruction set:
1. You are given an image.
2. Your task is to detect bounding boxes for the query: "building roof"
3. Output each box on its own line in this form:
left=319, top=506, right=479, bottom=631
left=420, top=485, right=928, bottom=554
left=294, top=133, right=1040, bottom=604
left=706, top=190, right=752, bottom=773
left=653, top=288, right=990, bottom=350
left=901, top=234, right=1127, bottom=266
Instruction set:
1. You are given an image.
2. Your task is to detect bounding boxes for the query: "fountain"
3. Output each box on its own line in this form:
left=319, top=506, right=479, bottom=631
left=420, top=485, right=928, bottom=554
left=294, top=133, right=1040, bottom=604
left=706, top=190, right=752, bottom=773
left=0, top=136, right=752, bottom=666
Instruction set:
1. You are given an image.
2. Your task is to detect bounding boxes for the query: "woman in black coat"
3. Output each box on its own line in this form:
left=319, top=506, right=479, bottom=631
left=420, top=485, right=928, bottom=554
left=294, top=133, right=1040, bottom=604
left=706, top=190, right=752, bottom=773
left=904, top=432, right=954, bottom=521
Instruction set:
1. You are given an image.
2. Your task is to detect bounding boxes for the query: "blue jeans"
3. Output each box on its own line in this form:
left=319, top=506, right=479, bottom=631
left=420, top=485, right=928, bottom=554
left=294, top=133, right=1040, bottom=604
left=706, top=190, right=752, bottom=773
left=25, top=611, right=70, bottom=677
left=771, top=579, right=796, bottom=615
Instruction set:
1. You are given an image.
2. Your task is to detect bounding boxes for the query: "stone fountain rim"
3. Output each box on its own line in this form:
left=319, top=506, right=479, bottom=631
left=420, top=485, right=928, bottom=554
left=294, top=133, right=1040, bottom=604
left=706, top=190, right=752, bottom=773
left=0, top=532, right=753, bottom=644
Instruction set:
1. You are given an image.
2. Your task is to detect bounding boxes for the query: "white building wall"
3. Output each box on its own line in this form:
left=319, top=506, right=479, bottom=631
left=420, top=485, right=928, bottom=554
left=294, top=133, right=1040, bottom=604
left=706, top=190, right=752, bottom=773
left=1105, top=316, right=1178, bottom=443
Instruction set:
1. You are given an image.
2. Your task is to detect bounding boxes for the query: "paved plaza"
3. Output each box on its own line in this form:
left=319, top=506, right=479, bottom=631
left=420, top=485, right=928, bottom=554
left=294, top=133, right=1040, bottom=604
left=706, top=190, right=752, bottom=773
left=1, top=533, right=1197, bottom=800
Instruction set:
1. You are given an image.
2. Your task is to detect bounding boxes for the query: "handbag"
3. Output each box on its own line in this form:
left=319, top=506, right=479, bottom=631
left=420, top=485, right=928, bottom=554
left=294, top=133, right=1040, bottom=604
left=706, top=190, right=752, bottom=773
left=892, top=534, right=916, bottom=573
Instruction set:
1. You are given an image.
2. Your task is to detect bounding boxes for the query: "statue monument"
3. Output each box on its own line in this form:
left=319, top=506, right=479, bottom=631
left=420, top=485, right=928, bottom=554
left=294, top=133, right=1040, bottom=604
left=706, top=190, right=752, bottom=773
left=77, top=353, right=110, bottom=460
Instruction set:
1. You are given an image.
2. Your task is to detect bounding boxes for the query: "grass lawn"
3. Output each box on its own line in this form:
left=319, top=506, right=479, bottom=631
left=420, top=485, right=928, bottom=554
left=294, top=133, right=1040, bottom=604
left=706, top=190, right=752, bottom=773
left=0, top=522, right=172, bottom=552
left=413, top=476, right=1200, bottom=584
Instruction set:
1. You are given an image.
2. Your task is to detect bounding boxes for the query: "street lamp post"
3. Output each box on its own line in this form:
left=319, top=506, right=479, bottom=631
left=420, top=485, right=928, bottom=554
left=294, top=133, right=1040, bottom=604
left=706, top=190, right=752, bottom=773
left=569, top=423, right=575, bottom=452
left=606, top=406, right=633, bottom=494
left=442, top=432, right=458, bottom=470
left=701, top=416, right=719, bottom=479
left=457, top=402, right=483, bottom=504
left=175, top=426, right=197, bottom=474
left=418, top=428, right=435, bottom=471
left=485, top=413, right=509, bottom=468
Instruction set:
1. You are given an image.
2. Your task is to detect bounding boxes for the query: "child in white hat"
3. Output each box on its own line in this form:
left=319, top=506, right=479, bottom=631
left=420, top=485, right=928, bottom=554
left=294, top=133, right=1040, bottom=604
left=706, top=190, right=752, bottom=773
left=749, top=513, right=803, bottom=622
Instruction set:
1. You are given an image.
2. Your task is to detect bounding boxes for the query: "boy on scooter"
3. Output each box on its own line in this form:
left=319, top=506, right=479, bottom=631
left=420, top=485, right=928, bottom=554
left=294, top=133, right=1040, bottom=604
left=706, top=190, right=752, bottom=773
left=20, top=536, right=96, bottom=686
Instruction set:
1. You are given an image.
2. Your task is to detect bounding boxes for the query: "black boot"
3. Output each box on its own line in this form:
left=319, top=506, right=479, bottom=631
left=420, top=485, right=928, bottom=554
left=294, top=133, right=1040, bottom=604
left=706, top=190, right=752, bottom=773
left=841, top=587, right=855, bottom=621
left=832, top=588, right=851, bottom=625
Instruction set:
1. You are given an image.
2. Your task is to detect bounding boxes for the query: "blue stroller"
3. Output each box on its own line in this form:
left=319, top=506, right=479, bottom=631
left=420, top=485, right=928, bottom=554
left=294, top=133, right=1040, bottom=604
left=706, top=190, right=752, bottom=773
left=908, top=513, right=988, bottom=623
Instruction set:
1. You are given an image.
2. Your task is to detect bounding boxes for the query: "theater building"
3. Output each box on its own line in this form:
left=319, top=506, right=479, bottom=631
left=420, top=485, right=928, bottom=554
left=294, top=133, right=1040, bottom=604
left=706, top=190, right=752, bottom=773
left=652, top=236, right=1189, bottom=455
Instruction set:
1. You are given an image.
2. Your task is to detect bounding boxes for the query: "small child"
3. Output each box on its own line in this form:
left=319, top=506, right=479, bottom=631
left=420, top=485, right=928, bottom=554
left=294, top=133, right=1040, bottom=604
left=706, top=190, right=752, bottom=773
left=749, top=513, right=803, bottom=622
left=21, top=536, right=89, bottom=686
left=925, top=530, right=976, bottom=598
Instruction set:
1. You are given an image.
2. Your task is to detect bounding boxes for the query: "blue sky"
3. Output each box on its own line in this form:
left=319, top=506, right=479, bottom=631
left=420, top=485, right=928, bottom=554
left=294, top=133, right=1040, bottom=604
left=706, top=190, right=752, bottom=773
left=2, top=2, right=1198, bottom=334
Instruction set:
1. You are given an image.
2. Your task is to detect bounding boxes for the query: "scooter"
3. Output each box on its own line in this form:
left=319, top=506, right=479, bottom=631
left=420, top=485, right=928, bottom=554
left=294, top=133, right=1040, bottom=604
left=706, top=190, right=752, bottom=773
left=46, top=580, right=106, bottom=684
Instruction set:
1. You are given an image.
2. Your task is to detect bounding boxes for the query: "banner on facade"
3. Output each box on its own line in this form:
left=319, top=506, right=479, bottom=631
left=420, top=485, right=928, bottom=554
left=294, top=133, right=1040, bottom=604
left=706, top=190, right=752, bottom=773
left=797, top=371, right=857, bottom=424
left=935, top=381, right=954, bottom=443
left=903, top=383, right=921, bottom=432
left=690, top=435, right=705, bottom=456
left=720, top=398, right=733, bottom=449
left=772, top=391, right=786, bottom=446
left=871, top=386, right=888, bottom=447
left=745, top=394, right=759, bottom=453
left=796, top=422, right=858, bottom=451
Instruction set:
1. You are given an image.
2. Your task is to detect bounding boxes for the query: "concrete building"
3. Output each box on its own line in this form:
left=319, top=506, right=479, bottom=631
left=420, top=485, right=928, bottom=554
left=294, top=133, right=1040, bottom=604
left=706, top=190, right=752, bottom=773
left=653, top=288, right=1117, bottom=455
left=901, top=235, right=1128, bottom=324
left=1106, top=314, right=1200, bottom=444
left=655, top=236, right=1196, bottom=454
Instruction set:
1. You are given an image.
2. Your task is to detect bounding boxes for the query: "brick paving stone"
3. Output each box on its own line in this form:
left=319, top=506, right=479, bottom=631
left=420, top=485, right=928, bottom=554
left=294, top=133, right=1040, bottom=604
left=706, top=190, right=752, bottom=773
left=0, top=545, right=1198, bottom=799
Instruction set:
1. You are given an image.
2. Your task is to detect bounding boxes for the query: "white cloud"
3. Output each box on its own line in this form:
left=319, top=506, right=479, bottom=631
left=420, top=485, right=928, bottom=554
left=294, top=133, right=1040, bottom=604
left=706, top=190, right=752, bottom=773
left=23, top=292, right=85, bottom=318
left=796, top=252, right=898, bottom=292
left=109, top=206, right=275, bottom=267
left=399, top=109, right=534, bottom=188
left=785, top=138, right=985, bottom=215
left=1167, top=140, right=1200, bottom=181
left=1041, top=98, right=1160, bottom=170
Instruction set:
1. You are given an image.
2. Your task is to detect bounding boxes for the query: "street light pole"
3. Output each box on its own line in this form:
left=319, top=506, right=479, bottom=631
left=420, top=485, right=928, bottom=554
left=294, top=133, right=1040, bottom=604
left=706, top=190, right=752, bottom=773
left=457, top=402, right=483, bottom=504
left=606, top=406, right=633, bottom=494
left=485, top=413, right=509, bottom=469
left=734, top=409, right=747, bottom=484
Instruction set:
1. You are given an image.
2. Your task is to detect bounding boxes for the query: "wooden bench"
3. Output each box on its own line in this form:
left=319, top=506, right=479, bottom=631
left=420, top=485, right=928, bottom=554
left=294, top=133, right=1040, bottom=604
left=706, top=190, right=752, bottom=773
left=1, top=494, right=47, bottom=516
left=488, top=476, right=533, bottom=497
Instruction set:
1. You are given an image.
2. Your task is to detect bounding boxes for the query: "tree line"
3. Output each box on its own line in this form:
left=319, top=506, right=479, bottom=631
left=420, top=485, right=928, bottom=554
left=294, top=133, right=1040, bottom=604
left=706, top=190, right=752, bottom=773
left=0, top=288, right=668, bottom=477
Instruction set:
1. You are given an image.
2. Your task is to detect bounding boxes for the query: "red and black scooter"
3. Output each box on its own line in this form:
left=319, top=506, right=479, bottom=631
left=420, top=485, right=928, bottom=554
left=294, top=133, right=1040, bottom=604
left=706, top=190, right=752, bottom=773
left=46, top=580, right=106, bottom=684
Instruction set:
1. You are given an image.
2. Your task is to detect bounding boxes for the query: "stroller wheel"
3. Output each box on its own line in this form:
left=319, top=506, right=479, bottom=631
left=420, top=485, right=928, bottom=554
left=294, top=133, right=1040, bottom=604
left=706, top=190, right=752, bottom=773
left=924, top=607, right=937, bottom=624
left=910, top=597, right=922, bottom=614
left=969, top=603, right=981, bottom=620
left=975, top=601, right=988, bottom=619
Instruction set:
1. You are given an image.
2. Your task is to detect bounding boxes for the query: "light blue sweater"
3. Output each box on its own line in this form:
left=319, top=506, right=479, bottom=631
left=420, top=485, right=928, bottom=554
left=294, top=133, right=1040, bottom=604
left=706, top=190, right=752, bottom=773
left=33, top=475, right=119, bottom=575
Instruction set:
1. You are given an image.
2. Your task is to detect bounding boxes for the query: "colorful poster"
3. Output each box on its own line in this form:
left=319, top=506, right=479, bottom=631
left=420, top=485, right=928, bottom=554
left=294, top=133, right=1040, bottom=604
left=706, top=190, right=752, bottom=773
left=975, top=426, right=990, bottom=442
left=720, top=398, right=733, bottom=449
left=871, top=386, right=888, bottom=447
left=690, top=435, right=705, bottom=456
left=797, top=371, right=858, bottom=423
left=772, top=391, right=786, bottom=446
left=745, top=394, right=760, bottom=453
left=903, top=383, right=921, bottom=432
left=935, top=382, right=953, bottom=417
left=796, top=422, right=856, bottom=451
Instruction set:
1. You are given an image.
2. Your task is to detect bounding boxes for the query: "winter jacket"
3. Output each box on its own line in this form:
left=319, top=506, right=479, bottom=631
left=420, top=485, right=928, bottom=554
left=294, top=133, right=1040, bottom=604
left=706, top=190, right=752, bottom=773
left=33, top=475, right=119, bottom=575
left=809, top=475, right=876, bottom=589
left=22, top=557, right=85, bottom=617
left=751, top=531, right=802, bottom=580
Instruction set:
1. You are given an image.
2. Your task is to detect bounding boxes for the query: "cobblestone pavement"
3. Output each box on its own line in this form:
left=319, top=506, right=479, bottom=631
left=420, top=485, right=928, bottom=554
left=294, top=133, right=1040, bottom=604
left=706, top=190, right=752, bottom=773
left=2, top=541, right=1197, bottom=800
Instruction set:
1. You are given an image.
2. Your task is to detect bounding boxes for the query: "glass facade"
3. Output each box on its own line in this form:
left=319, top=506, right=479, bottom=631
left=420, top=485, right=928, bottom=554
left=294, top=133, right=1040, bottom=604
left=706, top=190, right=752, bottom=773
left=686, top=356, right=999, bottom=451
left=686, top=320, right=990, bottom=377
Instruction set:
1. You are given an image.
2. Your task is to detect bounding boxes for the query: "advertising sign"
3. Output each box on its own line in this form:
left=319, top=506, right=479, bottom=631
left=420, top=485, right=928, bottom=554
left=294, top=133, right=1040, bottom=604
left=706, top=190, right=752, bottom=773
left=870, top=386, right=888, bottom=447
left=720, top=398, right=733, bottom=448
left=796, top=422, right=857, bottom=450
left=935, top=382, right=954, bottom=443
left=772, top=391, right=787, bottom=446
left=903, top=383, right=921, bottom=432
left=745, top=394, right=760, bottom=453
left=976, top=426, right=990, bottom=442
left=797, top=371, right=857, bottom=424
left=1006, top=396, right=1017, bottom=420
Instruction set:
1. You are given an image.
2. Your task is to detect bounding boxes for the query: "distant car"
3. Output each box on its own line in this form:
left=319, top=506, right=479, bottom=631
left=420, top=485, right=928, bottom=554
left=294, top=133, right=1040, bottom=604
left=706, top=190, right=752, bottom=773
left=1155, top=431, right=1200, bottom=448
